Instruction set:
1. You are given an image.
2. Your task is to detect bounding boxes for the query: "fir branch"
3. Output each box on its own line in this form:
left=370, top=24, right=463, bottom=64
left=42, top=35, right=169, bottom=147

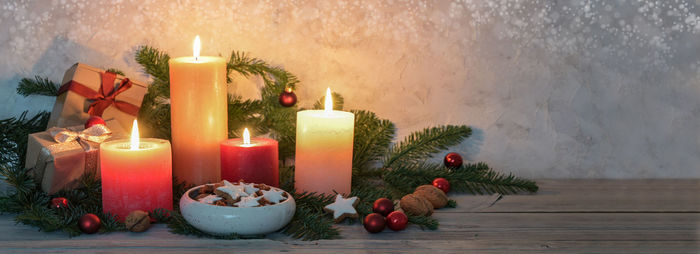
left=384, top=162, right=538, bottom=194
left=105, top=68, right=125, bottom=76
left=135, top=46, right=170, bottom=83
left=312, top=92, right=345, bottom=110
left=227, top=51, right=269, bottom=82
left=384, top=125, right=471, bottom=167
left=0, top=111, right=50, bottom=169
left=227, top=95, right=266, bottom=138
left=408, top=215, right=438, bottom=230
left=351, top=110, right=396, bottom=170
left=447, top=199, right=457, bottom=208
left=17, top=76, right=59, bottom=97
left=282, top=206, right=339, bottom=240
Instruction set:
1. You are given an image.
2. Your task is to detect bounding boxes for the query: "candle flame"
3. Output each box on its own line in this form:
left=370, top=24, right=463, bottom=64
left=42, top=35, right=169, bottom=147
left=193, top=35, right=201, bottom=60
left=130, top=120, right=139, bottom=150
left=324, top=87, right=332, bottom=113
left=243, top=128, right=251, bottom=145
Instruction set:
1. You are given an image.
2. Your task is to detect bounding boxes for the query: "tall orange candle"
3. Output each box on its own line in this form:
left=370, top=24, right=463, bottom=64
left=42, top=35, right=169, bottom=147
left=169, top=36, right=227, bottom=185
left=295, top=88, right=354, bottom=195
left=101, top=120, right=172, bottom=221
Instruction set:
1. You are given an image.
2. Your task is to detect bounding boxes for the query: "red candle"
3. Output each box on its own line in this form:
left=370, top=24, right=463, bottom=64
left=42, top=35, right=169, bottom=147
left=100, top=120, right=172, bottom=221
left=220, top=128, right=279, bottom=186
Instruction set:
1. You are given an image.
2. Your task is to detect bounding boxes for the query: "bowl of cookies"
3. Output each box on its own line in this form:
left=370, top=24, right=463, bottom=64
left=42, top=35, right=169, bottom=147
left=179, top=180, right=296, bottom=236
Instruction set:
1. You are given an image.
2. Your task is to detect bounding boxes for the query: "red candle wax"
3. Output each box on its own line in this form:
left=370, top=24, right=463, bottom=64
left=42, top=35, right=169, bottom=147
left=220, top=138, right=279, bottom=186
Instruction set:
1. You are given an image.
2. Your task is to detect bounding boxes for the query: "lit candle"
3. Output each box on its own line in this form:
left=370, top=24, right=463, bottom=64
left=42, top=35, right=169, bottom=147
left=295, top=88, right=354, bottom=194
left=169, top=35, right=228, bottom=185
left=101, top=120, right=173, bottom=221
left=220, top=128, right=279, bottom=186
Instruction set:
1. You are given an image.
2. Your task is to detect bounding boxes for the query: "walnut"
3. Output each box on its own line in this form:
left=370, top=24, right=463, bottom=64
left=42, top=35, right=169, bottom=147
left=125, top=210, right=151, bottom=232
left=399, top=193, right=433, bottom=216
left=414, top=185, right=448, bottom=209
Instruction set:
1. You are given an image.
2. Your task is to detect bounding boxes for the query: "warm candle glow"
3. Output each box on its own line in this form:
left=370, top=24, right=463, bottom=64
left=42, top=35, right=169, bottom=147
left=193, top=35, right=201, bottom=60
left=243, top=128, right=251, bottom=145
left=324, top=87, right=333, bottom=113
left=130, top=120, right=139, bottom=150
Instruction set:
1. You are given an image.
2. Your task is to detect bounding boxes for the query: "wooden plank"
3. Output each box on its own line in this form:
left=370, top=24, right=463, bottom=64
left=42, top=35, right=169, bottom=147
left=1, top=239, right=697, bottom=254
left=2, top=213, right=697, bottom=242
left=456, top=179, right=700, bottom=213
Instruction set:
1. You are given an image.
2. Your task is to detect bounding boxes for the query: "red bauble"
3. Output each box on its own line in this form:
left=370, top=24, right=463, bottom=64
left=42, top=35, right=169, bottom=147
left=50, top=197, right=69, bottom=209
left=363, top=213, right=386, bottom=233
left=78, top=213, right=101, bottom=234
left=278, top=88, right=297, bottom=107
left=372, top=198, right=394, bottom=217
left=84, top=116, right=106, bottom=129
left=443, top=152, right=463, bottom=168
left=386, top=211, right=408, bottom=231
left=432, top=177, right=451, bottom=193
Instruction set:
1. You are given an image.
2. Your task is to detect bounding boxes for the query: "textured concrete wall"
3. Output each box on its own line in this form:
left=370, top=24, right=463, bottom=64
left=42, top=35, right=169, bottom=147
left=1, top=0, right=699, bottom=178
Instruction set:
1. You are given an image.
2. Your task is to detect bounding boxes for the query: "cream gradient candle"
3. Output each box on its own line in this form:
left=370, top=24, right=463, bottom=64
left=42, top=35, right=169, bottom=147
left=101, top=120, right=173, bottom=221
left=295, top=88, right=354, bottom=195
left=169, top=36, right=228, bottom=185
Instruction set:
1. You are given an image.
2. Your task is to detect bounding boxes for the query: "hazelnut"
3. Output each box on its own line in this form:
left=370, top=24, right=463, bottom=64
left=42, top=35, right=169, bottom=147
left=414, top=185, right=448, bottom=209
left=125, top=210, right=151, bottom=232
left=400, top=194, right=433, bottom=216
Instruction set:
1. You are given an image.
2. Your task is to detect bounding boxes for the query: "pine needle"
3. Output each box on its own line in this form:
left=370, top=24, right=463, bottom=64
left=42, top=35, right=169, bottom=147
left=16, top=76, right=59, bottom=97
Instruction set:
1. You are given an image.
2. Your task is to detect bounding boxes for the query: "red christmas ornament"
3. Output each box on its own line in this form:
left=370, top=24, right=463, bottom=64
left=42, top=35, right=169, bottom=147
left=78, top=213, right=101, bottom=234
left=363, top=213, right=386, bottom=233
left=432, top=177, right=451, bottom=193
left=386, top=211, right=408, bottom=231
left=50, top=197, right=69, bottom=209
left=84, top=115, right=106, bottom=129
left=443, top=152, right=463, bottom=168
left=372, top=198, right=394, bottom=217
left=278, top=87, right=297, bottom=107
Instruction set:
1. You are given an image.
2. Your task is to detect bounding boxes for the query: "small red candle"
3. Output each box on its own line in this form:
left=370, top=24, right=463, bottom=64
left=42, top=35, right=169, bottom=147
left=221, top=128, right=279, bottom=186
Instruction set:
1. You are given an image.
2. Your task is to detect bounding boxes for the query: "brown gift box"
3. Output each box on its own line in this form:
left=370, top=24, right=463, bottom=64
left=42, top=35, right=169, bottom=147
left=47, top=63, right=147, bottom=130
left=25, top=120, right=126, bottom=194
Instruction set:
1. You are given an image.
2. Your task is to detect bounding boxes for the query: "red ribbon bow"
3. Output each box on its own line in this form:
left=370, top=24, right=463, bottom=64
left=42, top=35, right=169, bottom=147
left=57, top=71, right=140, bottom=117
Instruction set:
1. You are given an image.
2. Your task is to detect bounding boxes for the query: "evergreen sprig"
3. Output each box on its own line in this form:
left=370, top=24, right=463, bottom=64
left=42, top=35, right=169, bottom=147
left=0, top=111, right=50, bottom=169
left=384, top=125, right=472, bottom=167
left=16, top=76, right=59, bottom=97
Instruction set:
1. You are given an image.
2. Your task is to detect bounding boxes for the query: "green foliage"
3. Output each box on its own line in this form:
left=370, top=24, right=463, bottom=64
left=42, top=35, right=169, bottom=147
left=0, top=111, right=50, bottom=169
left=384, top=162, right=538, bottom=194
left=312, top=92, right=345, bottom=110
left=384, top=125, right=472, bottom=167
left=105, top=68, right=125, bottom=76
left=283, top=206, right=340, bottom=240
left=351, top=110, right=396, bottom=171
left=408, top=215, right=438, bottom=230
left=17, top=76, right=59, bottom=97
left=135, top=46, right=170, bottom=84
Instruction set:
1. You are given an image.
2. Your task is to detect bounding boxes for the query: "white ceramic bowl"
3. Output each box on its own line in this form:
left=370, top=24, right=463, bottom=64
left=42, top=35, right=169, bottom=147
left=179, top=184, right=296, bottom=236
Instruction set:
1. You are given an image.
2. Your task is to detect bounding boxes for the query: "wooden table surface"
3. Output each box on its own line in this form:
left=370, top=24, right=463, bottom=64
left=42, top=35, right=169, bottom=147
left=0, top=179, right=698, bottom=253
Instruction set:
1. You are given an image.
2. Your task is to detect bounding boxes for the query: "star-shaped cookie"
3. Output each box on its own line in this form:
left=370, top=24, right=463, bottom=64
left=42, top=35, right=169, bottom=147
left=198, top=194, right=222, bottom=204
left=323, top=194, right=359, bottom=223
left=261, top=189, right=287, bottom=204
left=235, top=195, right=263, bottom=207
left=215, top=180, right=249, bottom=202
left=240, top=182, right=260, bottom=195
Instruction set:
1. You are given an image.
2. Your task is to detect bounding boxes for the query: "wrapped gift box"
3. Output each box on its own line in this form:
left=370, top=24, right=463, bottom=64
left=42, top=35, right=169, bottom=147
left=25, top=120, right=126, bottom=194
left=47, top=63, right=147, bottom=129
